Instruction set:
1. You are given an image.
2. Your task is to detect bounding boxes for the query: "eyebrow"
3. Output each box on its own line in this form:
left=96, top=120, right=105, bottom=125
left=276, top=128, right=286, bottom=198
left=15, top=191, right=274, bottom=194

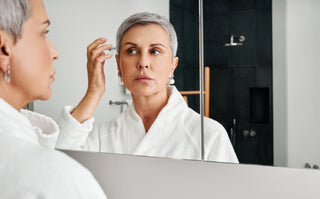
left=123, top=42, right=166, bottom=48
left=123, top=42, right=137, bottom=47
left=150, top=43, right=166, bottom=48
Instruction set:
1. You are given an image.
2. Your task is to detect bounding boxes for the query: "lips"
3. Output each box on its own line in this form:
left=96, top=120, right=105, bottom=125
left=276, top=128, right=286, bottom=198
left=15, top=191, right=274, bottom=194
left=135, top=75, right=152, bottom=80
left=135, top=75, right=153, bottom=83
left=50, top=71, right=56, bottom=81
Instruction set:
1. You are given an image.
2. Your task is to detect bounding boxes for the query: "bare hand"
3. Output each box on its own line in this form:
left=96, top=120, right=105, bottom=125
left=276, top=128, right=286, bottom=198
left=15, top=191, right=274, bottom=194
left=71, top=38, right=113, bottom=123
left=86, top=37, right=113, bottom=97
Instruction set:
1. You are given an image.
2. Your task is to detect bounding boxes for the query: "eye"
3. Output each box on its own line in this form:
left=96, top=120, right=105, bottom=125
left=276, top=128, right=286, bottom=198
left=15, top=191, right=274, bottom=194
left=127, top=48, right=137, bottom=54
left=151, top=49, right=161, bottom=55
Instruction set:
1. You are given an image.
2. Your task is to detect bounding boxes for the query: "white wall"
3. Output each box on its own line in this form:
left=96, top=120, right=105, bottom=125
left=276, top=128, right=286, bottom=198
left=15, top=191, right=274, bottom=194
left=273, top=0, right=320, bottom=168
left=39, top=0, right=169, bottom=123
left=273, top=0, right=288, bottom=167
left=286, top=0, right=320, bottom=168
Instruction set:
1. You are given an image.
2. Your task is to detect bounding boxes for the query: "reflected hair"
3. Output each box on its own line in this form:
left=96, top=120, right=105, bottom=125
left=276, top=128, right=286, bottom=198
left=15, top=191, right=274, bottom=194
left=0, top=0, right=30, bottom=42
left=116, top=12, right=178, bottom=57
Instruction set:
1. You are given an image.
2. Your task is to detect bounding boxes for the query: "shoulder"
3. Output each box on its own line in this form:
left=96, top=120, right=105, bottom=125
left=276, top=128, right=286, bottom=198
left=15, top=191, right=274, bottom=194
left=178, top=109, right=229, bottom=143
left=39, top=149, right=101, bottom=186
left=176, top=107, right=201, bottom=131
left=5, top=140, right=93, bottom=177
left=203, top=116, right=227, bottom=134
left=202, top=116, right=230, bottom=144
left=0, top=143, right=106, bottom=198
left=201, top=118, right=238, bottom=163
left=178, top=107, right=226, bottom=133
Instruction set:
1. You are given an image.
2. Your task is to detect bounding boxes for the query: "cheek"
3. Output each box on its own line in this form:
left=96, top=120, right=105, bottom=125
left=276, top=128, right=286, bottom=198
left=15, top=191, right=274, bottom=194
left=37, top=40, right=51, bottom=61
left=13, top=44, right=51, bottom=84
left=17, top=39, right=50, bottom=67
left=155, top=59, right=172, bottom=75
left=119, top=59, right=134, bottom=75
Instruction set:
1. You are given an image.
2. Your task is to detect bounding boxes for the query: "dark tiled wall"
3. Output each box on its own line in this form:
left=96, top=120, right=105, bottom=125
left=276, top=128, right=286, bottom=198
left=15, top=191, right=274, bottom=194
left=170, top=0, right=273, bottom=165
left=170, top=0, right=200, bottom=111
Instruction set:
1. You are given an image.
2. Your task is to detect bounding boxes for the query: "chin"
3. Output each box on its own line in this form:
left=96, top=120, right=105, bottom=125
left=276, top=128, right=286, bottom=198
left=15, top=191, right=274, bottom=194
left=131, top=89, right=158, bottom=97
left=38, top=89, right=52, bottom=101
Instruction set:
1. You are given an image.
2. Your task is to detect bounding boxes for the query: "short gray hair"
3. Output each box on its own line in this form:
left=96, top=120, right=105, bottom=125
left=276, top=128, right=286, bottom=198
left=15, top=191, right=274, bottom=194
left=0, top=0, right=30, bottom=42
left=116, top=12, right=178, bottom=57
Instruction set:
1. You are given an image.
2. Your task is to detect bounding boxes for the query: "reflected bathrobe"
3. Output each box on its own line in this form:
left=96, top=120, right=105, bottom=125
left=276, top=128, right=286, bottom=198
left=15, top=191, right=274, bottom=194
left=57, top=86, right=238, bottom=163
left=0, top=98, right=107, bottom=199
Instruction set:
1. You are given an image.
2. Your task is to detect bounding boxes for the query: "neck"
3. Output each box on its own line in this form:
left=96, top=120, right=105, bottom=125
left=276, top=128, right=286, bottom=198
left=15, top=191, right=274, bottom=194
left=0, top=83, right=29, bottom=111
left=132, top=87, right=170, bottom=133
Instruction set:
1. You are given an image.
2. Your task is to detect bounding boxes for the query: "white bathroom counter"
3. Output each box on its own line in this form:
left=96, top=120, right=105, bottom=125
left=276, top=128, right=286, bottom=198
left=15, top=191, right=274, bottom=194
left=63, top=150, right=320, bottom=199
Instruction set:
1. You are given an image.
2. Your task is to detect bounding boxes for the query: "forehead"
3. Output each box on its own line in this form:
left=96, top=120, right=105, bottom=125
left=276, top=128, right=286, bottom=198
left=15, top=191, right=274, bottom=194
left=122, top=24, right=170, bottom=44
left=29, top=0, right=48, bottom=20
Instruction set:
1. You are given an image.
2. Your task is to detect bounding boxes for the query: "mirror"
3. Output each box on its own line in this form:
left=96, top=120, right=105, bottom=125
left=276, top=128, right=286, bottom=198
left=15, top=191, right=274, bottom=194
left=40, top=0, right=209, bottom=161
left=200, top=0, right=273, bottom=165
left=201, top=0, right=320, bottom=170
left=40, top=0, right=320, bottom=169
left=41, top=0, right=172, bottom=123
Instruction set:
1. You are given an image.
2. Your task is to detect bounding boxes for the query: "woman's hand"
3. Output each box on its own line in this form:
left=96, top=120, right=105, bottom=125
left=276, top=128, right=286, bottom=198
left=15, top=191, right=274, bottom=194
left=71, top=38, right=113, bottom=123
left=86, top=37, right=113, bottom=97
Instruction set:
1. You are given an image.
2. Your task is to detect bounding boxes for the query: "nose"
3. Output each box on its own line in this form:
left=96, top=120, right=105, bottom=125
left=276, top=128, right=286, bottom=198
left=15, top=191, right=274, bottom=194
left=138, top=64, right=149, bottom=69
left=137, top=53, right=149, bottom=70
left=48, top=39, right=60, bottom=60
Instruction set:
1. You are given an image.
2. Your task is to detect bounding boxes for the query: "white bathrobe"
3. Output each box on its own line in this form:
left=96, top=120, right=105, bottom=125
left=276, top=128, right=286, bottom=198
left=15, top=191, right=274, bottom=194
left=57, top=86, right=238, bottom=163
left=0, top=98, right=107, bottom=199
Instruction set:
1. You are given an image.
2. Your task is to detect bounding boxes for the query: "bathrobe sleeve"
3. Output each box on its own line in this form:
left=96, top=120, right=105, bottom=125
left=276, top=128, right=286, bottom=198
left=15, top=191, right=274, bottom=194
left=56, top=106, right=100, bottom=151
left=204, top=118, right=239, bottom=163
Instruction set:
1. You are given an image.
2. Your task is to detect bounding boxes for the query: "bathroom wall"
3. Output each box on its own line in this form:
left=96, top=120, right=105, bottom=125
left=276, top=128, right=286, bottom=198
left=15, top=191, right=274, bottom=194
left=170, top=0, right=200, bottom=112
left=170, top=0, right=273, bottom=165
left=37, top=0, right=169, bottom=123
left=286, top=0, right=320, bottom=169
left=204, top=0, right=273, bottom=166
left=272, top=0, right=288, bottom=167
left=273, top=0, right=320, bottom=168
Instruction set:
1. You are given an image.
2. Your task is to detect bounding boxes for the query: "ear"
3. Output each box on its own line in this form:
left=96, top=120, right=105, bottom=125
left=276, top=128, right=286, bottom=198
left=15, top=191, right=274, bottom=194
left=115, top=54, right=121, bottom=77
left=0, top=31, right=12, bottom=73
left=171, top=56, right=179, bottom=74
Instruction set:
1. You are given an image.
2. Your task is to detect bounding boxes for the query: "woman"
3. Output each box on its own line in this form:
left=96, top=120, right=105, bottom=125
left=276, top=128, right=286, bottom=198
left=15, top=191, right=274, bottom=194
left=57, top=12, right=238, bottom=163
left=0, top=0, right=107, bottom=198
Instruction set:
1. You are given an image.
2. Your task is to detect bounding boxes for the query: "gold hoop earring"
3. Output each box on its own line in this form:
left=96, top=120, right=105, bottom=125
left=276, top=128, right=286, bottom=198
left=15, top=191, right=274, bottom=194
left=4, top=65, right=10, bottom=83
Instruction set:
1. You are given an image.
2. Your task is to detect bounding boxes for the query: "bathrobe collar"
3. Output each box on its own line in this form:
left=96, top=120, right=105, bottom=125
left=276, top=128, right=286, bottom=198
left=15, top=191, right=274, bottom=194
left=0, top=98, right=59, bottom=149
left=123, top=86, right=193, bottom=156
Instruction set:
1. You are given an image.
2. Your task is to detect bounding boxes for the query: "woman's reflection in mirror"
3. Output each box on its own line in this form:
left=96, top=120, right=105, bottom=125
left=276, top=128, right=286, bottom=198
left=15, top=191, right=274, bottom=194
left=0, top=0, right=107, bottom=198
left=57, top=12, right=238, bottom=163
